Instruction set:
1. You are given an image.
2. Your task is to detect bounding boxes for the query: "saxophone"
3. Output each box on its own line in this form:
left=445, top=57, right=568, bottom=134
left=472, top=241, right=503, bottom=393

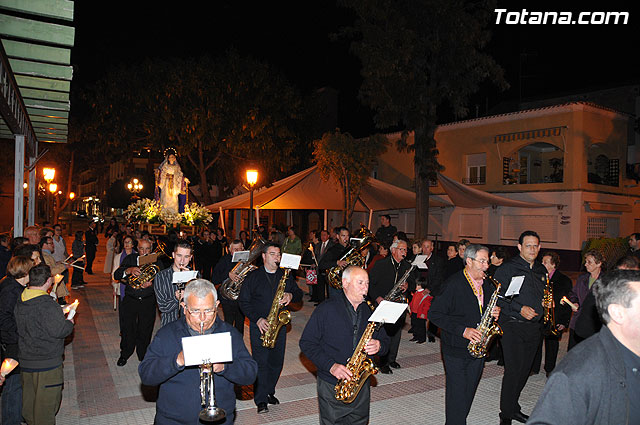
left=335, top=302, right=379, bottom=403
left=467, top=272, right=503, bottom=359
left=261, top=268, right=292, bottom=348
left=543, top=273, right=560, bottom=336
left=384, top=264, right=415, bottom=303
left=327, top=226, right=375, bottom=290
left=219, top=236, right=266, bottom=300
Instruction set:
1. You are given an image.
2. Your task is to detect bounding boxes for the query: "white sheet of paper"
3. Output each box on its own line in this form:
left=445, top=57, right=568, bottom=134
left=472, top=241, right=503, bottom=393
left=368, top=300, right=408, bottom=324
left=279, top=253, right=301, bottom=270
left=412, top=255, right=428, bottom=269
left=172, top=270, right=198, bottom=284
left=182, top=332, right=233, bottom=366
left=138, top=253, right=158, bottom=266
left=232, top=251, right=250, bottom=262
left=505, top=276, right=524, bottom=296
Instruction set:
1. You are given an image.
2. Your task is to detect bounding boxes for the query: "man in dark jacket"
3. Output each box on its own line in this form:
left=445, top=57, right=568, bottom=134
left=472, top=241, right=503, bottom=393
left=237, top=243, right=303, bottom=414
left=428, top=244, right=501, bottom=425
left=318, top=227, right=351, bottom=300
left=14, top=264, right=74, bottom=425
left=494, top=230, right=547, bottom=424
left=212, top=239, right=246, bottom=335
left=84, top=221, right=99, bottom=274
left=139, top=279, right=257, bottom=425
left=374, top=215, right=396, bottom=247
left=528, top=269, right=640, bottom=425
left=300, top=266, right=389, bottom=425
left=367, top=239, right=415, bottom=374
left=113, top=239, right=157, bottom=366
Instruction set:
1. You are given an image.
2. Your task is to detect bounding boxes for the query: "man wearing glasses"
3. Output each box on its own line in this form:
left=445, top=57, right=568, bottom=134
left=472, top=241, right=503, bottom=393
left=367, top=239, right=416, bottom=374
left=238, top=242, right=303, bottom=414
left=429, top=244, right=501, bottom=425
left=140, top=279, right=257, bottom=424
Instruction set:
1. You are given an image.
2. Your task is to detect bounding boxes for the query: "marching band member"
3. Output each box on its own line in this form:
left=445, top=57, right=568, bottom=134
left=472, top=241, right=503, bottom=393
left=428, top=244, right=500, bottom=425
left=154, top=240, right=196, bottom=326
left=212, top=239, right=246, bottom=335
left=113, top=239, right=158, bottom=366
left=367, top=239, right=415, bottom=374
left=318, top=227, right=351, bottom=299
left=237, top=243, right=303, bottom=414
left=139, top=279, right=257, bottom=424
left=494, top=230, right=547, bottom=425
left=299, top=266, right=388, bottom=425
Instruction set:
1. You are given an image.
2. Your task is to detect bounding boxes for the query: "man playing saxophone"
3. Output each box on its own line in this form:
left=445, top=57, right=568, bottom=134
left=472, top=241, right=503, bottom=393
left=139, top=279, right=257, bottom=424
left=428, top=244, right=500, bottom=425
left=113, top=239, right=157, bottom=366
left=299, top=266, right=389, bottom=425
left=212, top=239, right=246, bottom=335
left=238, top=242, right=303, bottom=414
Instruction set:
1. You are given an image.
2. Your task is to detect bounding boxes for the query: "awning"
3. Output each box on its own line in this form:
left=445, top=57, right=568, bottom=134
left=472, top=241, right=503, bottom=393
left=207, top=166, right=452, bottom=212
left=494, top=126, right=564, bottom=144
left=586, top=201, right=632, bottom=213
left=437, top=173, right=556, bottom=209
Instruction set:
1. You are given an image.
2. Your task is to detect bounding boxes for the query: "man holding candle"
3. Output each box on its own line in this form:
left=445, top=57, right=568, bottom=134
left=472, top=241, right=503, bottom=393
left=14, top=264, right=75, bottom=425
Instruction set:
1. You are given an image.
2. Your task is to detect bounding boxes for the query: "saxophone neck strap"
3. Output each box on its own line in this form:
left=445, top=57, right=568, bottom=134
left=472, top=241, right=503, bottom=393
left=463, top=268, right=484, bottom=314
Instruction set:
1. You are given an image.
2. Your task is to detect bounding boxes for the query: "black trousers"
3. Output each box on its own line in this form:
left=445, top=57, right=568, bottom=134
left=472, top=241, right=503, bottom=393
left=567, top=328, right=585, bottom=351
left=531, top=332, right=561, bottom=374
left=312, top=273, right=328, bottom=302
left=380, top=311, right=406, bottom=366
left=410, top=313, right=426, bottom=342
left=221, top=300, right=245, bottom=335
left=249, top=323, right=286, bottom=406
left=443, top=353, right=485, bottom=425
left=317, top=377, right=370, bottom=425
left=85, top=248, right=96, bottom=273
left=499, top=320, right=542, bottom=419
left=120, top=294, right=156, bottom=361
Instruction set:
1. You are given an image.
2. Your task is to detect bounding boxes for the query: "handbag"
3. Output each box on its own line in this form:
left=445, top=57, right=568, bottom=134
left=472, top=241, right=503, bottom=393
left=305, top=268, right=317, bottom=285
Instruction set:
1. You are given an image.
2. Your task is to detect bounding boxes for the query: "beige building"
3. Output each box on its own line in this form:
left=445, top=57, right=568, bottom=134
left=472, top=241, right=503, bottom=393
left=375, top=101, right=639, bottom=267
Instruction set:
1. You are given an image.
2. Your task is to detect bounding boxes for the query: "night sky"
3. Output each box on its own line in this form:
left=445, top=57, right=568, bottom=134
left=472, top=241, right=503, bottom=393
left=71, top=1, right=640, bottom=137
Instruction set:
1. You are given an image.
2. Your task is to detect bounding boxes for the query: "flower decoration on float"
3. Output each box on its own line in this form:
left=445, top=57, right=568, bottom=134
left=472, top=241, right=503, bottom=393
left=182, top=203, right=213, bottom=226
left=125, top=199, right=162, bottom=223
left=159, top=209, right=183, bottom=227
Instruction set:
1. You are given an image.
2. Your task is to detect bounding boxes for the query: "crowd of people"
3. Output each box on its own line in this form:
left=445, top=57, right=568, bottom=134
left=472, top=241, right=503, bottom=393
left=1, top=217, right=639, bottom=424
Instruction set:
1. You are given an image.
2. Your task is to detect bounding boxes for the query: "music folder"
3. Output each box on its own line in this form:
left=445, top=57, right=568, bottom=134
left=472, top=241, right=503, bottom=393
left=232, top=251, right=250, bottom=262
left=368, top=301, right=408, bottom=324
left=172, top=270, right=198, bottom=284
left=182, top=332, right=233, bottom=366
left=137, top=253, right=158, bottom=266
left=279, top=253, right=301, bottom=270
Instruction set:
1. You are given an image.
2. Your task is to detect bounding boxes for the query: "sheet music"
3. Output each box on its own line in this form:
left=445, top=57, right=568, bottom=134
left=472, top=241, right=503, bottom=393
left=412, top=255, right=428, bottom=269
left=182, top=332, right=233, bottom=366
left=505, top=276, right=524, bottom=297
left=368, top=301, right=408, bottom=324
left=279, top=253, right=301, bottom=270
left=172, top=270, right=198, bottom=284
left=232, top=251, right=250, bottom=262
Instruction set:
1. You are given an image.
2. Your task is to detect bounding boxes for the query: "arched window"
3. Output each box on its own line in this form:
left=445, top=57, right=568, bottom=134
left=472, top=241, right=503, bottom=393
left=587, top=143, right=619, bottom=187
left=503, top=142, right=563, bottom=185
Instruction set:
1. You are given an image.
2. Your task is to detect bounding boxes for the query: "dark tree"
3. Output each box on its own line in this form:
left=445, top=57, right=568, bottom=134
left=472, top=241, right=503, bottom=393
left=341, top=0, right=507, bottom=237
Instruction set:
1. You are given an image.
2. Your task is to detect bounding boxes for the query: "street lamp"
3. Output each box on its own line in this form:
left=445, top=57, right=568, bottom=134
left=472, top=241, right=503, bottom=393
left=246, top=169, right=258, bottom=239
left=127, top=178, right=143, bottom=199
left=43, top=168, right=55, bottom=183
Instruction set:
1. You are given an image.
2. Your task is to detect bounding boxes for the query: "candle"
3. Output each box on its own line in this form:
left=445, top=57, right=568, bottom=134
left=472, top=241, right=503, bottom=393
left=64, top=299, right=80, bottom=319
left=0, top=358, right=18, bottom=377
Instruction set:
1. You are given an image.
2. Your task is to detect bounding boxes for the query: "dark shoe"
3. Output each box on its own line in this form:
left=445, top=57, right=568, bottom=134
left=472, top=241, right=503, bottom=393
left=86, top=271, right=93, bottom=275
left=71, top=284, right=85, bottom=289
left=117, top=357, right=127, bottom=367
left=499, top=419, right=512, bottom=425
left=379, top=365, right=392, bottom=374
left=409, top=337, right=418, bottom=342
left=428, top=336, right=436, bottom=342
left=389, top=361, right=401, bottom=369
left=313, top=302, right=320, bottom=306
left=512, top=411, right=529, bottom=423
left=267, top=394, right=280, bottom=405
left=257, top=403, right=269, bottom=414
left=416, top=339, right=426, bottom=344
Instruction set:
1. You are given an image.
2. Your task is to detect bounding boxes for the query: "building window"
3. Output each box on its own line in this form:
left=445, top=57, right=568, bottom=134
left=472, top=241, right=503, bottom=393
left=464, top=153, right=486, bottom=185
left=587, top=144, right=619, bottom=187
left=503, top=142, right=563, bottom=185
left=586, top=216, right=619, bottom=239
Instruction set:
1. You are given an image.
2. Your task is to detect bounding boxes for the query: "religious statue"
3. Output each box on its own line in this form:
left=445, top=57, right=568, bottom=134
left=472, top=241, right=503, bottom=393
left=155, top=148, right=189, bottom=214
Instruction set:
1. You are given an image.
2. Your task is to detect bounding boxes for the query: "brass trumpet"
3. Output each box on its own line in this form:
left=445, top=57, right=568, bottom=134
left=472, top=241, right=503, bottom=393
left=543, top=273, right=560, bottom=336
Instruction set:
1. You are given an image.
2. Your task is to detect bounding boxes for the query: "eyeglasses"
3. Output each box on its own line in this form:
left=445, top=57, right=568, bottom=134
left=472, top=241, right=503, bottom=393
left=472, top=258, right=489, bottom=264
left=186, top=308, right=216, bottom=317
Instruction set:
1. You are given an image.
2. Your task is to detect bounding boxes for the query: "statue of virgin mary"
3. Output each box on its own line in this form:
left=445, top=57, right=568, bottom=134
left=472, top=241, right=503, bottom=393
left=154, top=148, right=189, bottom=214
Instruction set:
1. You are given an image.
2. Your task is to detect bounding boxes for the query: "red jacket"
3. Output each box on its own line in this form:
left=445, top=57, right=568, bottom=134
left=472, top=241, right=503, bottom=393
left=409, top=290, right=432, bottom=319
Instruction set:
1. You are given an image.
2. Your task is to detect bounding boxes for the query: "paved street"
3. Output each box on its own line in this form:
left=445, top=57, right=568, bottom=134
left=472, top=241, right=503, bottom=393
left=2, top=238, right=560, bottom=424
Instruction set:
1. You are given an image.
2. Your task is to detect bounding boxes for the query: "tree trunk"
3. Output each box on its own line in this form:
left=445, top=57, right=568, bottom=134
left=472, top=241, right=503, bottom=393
left=196, top=141, right=213, bottom=205
left=413, top=124, right=437, bottom=239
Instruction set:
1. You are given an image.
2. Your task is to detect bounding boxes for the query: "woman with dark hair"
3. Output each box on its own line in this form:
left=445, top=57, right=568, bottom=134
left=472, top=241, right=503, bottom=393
left=239, top=230, right=251, bottom=250
left=104, top=218, right=119, bottom=239
left=488, top=247, right=510, bottom=277
left=0, top=255, right=33, bottom=423
left=566, top=249, right=605, bottom=350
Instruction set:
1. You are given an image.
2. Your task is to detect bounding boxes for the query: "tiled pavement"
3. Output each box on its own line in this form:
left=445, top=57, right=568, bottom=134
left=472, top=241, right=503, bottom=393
left=2, top=239, right=563, bottom=424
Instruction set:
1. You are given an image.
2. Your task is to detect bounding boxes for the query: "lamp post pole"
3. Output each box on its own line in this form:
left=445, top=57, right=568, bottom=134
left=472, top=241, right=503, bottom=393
left=246, top=170, right=258, bottom=240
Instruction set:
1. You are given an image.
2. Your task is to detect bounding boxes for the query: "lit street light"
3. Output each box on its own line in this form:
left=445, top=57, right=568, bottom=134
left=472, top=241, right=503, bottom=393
left=127, top=178, right=143, bottom=199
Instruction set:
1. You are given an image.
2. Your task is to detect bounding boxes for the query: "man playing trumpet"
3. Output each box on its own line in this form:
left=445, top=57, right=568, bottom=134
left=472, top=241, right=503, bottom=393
left=113, top=239, right=158, bottom=366
left=299, top=266, right=389, bottom=425
left=140, top=279, right=257, bottom=424
left=154, top=240, right=196, bottom=326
